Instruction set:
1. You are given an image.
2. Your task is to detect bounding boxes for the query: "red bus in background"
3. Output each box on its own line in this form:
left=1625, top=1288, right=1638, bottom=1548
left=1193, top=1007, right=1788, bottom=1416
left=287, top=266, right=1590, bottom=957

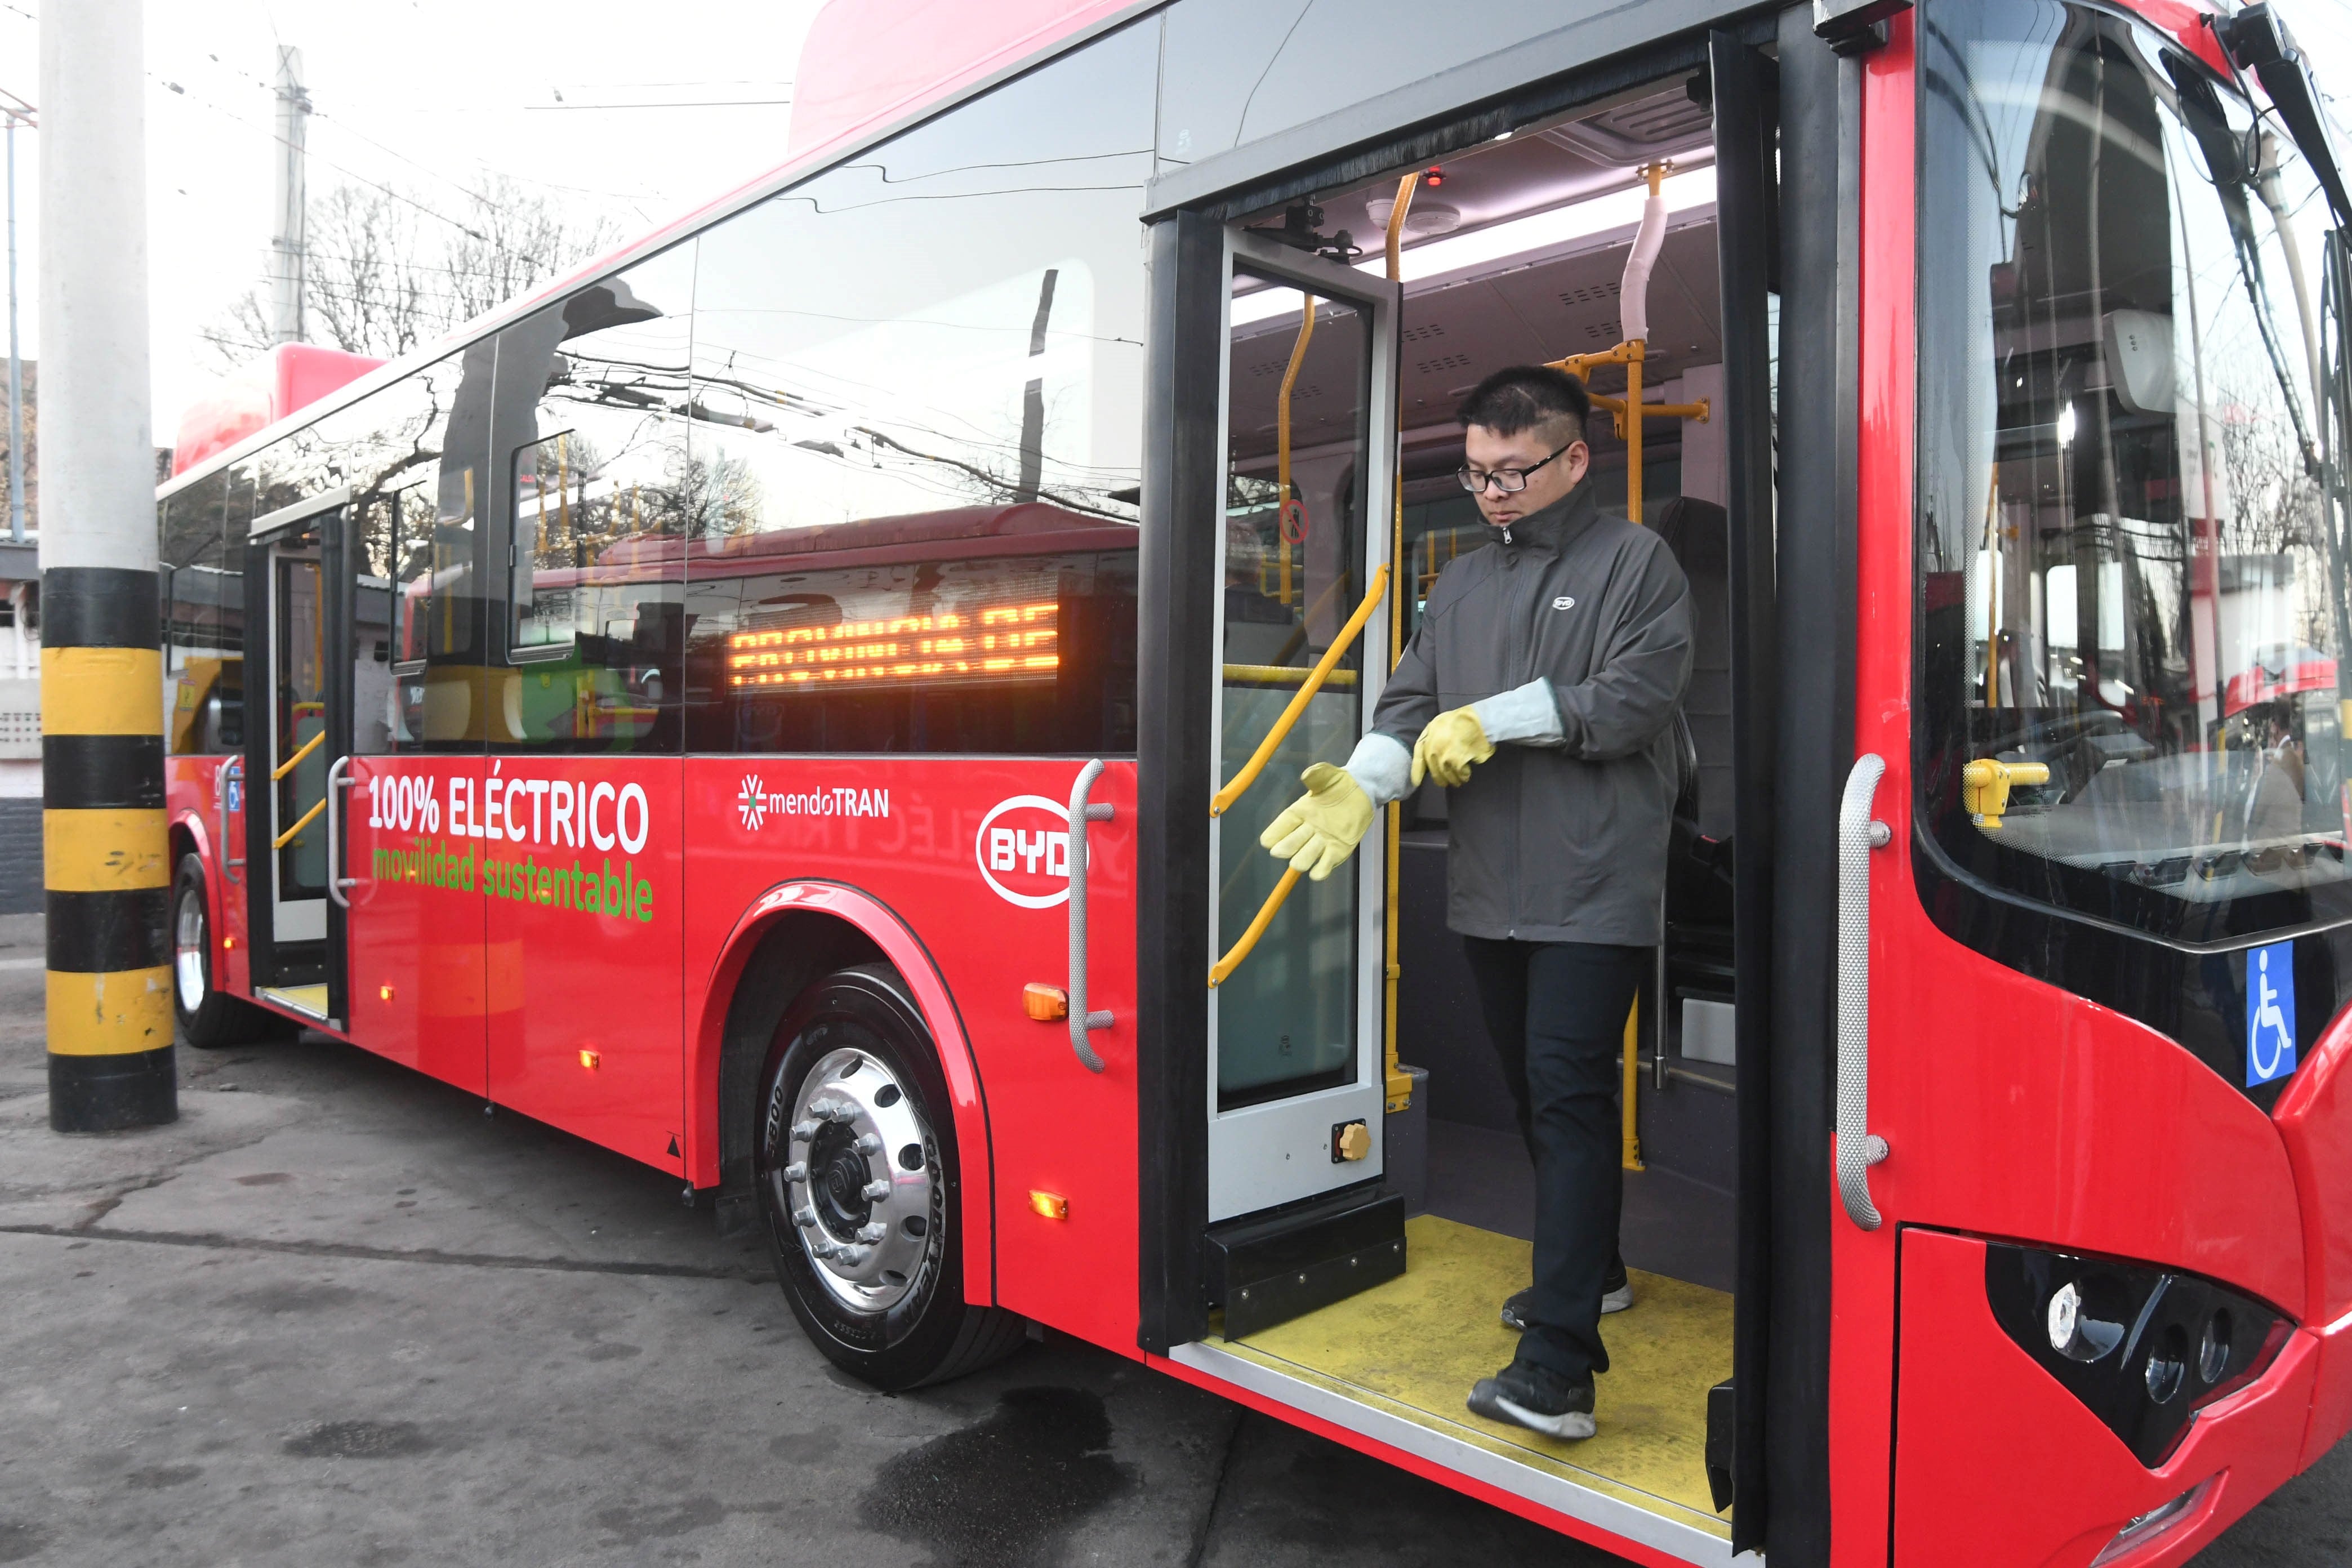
left=153, top=1, right=2352, bottom=1563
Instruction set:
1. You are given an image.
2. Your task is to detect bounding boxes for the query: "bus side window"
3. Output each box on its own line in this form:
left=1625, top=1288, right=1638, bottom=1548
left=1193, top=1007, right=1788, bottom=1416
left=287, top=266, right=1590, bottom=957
left=492, top=251, right=692, bottom=755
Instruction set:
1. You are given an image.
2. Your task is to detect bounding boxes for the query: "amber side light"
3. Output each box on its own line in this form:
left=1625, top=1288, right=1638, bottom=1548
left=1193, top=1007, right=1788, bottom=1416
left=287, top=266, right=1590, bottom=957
left=1022, top=983, right=1070, bottom=1022
left=379, top=984, right=394, bottom=1002
left=578, top=1050, right=601, bottom=1071
left=1029, top=1191, right=1069, bottom=1220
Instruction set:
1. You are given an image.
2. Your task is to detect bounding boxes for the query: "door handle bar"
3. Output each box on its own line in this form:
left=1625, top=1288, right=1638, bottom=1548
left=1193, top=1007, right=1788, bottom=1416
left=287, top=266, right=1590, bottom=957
left=1210, top=562, right=1390, bottom=817
left=325, top=755, right=356, bottom=909
left=1066, top=759, right=1113, bottom=1072
left=1837, top=752, right=1892, bottom=1230
left=271, top=728, right=324, bottom=782
left=1209, top=865, right=1300, bottom=988
left=218, top=756, right=244, bottom=884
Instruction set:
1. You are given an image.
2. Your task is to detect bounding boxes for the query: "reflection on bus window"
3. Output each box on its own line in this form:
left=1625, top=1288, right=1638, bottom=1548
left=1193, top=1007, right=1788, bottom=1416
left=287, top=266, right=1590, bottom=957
left=161, top=468, right=251, bottom=756
left=1918, top=0, right=2352, bottom=942
left=495, top=252, right=692, bottom=753
left=683, top=504, right=1137, bottom=755
left=683, top=23, right=1150, bottom=547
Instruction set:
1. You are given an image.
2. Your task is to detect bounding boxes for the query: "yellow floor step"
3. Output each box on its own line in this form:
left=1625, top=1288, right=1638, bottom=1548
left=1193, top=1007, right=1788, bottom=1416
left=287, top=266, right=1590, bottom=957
left=1205, top=1213, right=1733, bottom=1543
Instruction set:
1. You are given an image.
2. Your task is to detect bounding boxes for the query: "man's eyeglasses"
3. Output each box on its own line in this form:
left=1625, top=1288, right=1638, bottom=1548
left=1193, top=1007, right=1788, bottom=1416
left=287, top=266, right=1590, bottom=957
left=1457, top=439, right=1577, bottom=496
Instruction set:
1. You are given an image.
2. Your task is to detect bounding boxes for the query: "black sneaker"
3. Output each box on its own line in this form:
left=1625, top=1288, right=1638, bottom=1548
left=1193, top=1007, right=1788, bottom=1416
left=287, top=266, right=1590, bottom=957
left=1499, top=1264, right=1634, bottom=1332
left=1467, top=1359, right=1597, bottom=1439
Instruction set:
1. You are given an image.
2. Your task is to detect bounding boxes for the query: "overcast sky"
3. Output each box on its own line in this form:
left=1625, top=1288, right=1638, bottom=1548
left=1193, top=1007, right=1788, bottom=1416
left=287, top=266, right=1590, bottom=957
left=0, top=0, right=824, bottom=444
left=7, top=1, right=2352, bottom=460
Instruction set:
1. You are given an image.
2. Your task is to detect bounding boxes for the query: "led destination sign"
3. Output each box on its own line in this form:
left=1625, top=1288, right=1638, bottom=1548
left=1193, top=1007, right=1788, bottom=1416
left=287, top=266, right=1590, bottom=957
left=727, top=600, right=1060, bottom=688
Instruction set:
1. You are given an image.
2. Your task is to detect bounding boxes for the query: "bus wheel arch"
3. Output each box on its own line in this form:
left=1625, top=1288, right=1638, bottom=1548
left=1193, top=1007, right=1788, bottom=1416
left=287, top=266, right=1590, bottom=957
left=698, top=885, right=996, bottom=1309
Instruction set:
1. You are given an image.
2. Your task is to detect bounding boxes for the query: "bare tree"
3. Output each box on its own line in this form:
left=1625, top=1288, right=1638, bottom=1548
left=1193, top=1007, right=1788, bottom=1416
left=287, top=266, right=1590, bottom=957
left=207, top=175, right=625, bottom=366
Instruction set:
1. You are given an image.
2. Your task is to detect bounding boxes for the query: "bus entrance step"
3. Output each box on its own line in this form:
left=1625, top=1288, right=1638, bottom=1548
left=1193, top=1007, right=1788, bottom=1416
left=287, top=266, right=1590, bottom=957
left=1206, top=1186, right=1407, bottom=1340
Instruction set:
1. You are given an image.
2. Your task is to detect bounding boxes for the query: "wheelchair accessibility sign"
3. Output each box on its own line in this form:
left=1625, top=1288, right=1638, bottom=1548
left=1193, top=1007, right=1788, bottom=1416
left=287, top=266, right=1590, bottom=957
left=2246, top=940, right=2298, bottom=1088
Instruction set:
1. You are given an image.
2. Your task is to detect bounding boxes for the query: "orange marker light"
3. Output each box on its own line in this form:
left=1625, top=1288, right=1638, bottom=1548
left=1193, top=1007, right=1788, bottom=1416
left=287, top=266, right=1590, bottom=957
left=578, top=1050, right=601, bottom=1071
left=1029, top=1190, right=1068, bottom=1220
left=222, top=936, right=235, bottom=950
left=379, top=984, right=394, bottom=1002
left=1022, top=983, right=1069, bottom=1022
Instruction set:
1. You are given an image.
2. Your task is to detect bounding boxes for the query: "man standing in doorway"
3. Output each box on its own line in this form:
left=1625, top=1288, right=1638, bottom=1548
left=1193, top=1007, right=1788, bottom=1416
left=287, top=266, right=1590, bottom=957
left=1257, top=364, right=1691, bottom=1438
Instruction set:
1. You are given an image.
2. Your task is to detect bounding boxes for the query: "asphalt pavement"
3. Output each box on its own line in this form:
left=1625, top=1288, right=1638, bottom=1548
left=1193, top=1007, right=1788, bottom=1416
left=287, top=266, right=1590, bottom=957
left=0, top=910, right=2342, bottom=1566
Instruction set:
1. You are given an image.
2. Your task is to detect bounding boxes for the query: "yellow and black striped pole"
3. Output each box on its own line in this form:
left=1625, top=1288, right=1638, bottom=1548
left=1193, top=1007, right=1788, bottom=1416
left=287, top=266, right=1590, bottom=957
left=43, top=574, right=174, bottom=1128
left=41, top=0, right=176, bottom=1130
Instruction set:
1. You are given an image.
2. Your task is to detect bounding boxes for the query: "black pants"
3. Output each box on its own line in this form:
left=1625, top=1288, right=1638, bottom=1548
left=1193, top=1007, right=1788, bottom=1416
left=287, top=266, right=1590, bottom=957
left=1461, top=936, right=1648, bottom=1384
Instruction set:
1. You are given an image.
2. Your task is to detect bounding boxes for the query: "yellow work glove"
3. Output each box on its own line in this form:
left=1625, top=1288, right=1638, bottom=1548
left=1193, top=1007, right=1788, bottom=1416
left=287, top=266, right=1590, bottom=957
left=1411, top=706, right=1495, bottom=789
left=1259, top=762, right=1375, bottom=881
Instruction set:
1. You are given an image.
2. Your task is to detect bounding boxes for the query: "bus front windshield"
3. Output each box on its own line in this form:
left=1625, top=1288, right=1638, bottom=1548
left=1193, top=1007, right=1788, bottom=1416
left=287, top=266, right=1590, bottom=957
left=1918, top=0, right=2352, bottom=944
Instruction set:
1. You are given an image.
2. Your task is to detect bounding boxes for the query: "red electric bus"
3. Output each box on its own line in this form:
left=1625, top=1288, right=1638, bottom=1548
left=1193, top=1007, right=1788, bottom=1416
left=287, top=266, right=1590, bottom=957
left=154, top=1, right=2352, bottom=1561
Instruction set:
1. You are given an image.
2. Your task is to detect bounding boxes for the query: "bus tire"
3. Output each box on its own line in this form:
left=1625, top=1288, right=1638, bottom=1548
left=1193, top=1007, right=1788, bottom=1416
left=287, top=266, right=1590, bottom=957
left=755, top=962, right=1024, bottom=1390
left=171, top=853, right=294, bottom=1049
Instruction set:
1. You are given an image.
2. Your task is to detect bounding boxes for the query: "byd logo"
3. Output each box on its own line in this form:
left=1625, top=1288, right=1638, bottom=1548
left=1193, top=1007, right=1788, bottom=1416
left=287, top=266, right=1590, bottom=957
left=975, top=796, right=1077, bottom=909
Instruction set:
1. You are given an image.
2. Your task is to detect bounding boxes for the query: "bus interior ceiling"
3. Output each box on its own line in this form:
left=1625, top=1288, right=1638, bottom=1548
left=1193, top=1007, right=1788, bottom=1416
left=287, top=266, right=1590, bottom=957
left=1214, top=78, right=1742, bottom=1536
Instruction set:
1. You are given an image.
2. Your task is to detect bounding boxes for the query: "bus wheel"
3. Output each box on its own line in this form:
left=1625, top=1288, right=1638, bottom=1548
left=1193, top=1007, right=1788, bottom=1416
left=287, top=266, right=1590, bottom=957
left=755, top=963, right=1024, bottom=1390
left=171, top=854, right=292, bottom=1049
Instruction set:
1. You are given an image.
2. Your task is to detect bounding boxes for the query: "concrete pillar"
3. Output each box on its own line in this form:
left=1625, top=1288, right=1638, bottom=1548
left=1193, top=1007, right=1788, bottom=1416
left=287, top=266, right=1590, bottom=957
left=41, top=0, right=174, bottom=1130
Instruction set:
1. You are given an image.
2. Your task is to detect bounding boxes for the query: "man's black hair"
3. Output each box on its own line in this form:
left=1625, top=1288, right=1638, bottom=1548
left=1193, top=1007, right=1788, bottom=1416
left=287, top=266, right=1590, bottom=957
left=1456, top=364, right=1592, bottom=437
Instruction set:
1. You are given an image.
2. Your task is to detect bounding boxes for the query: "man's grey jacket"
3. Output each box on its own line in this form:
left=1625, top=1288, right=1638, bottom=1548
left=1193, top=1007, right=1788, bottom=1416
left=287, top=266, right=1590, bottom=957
left=1369, top=479, right=1692, bottom=946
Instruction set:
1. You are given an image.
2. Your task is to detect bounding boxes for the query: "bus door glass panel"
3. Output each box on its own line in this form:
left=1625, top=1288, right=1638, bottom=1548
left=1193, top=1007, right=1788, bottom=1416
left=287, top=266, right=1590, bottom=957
left=482, top=248, right=691, bottom=1169
left=267, top=531, right=331, bottom=945
left=1916, top=1, right=2346, bottom=1058
left=1208, top=235, right=1396, bottom=1222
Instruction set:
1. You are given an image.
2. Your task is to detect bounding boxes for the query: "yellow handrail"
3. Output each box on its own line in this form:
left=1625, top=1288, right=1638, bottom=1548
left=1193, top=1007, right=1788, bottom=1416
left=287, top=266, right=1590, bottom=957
left=1223, top=664, right=1358, bottom=687
left=273, top=795, right=325, bottom=851
left=1382, top=171, right=1419, bottom=1113
left=271, top=729, right=324, bottom=783
left=1210, top=867, right=1301, bottom=987
left=1209, top=561, right=1390, bottom=817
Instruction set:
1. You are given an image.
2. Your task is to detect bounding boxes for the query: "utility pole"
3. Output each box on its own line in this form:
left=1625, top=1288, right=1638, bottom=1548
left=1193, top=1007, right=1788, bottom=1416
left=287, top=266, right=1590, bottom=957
left=268, top=46, right=308, bottom=345
left=2, top=88, right=31, bottom=545
left=41, top=0, right=175, bottom=1130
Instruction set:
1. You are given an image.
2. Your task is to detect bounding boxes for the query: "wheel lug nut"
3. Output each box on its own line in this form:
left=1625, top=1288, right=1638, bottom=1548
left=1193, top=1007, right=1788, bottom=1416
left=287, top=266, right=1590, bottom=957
left=856, top=1223, right=888, bottom=1243
left=794, top=1208, right=818, bottom=1228
left=783, top=1163, right=808, bottom=1183
left=854, top=1134, right=883, bottom=1155
left=790, top=1120, right=818, bottom=1142
left=861, top=1179, right=890, bottom=1201
left=836, top=1245, right=869, bottom=1266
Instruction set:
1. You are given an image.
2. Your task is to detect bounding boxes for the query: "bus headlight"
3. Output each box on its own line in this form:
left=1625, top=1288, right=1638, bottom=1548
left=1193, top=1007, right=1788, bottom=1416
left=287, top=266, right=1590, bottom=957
left=1986, top=1242, right=2289, bottom=1466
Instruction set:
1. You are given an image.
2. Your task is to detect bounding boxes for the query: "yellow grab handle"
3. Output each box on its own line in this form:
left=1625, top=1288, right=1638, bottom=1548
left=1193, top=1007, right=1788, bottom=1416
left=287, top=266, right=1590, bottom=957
left=273, top=795, right=326, bottom=852
left=1222, top=664, right=1358, bottom=688
left=1210, top=562, right=1390, bottom=817
left=271, top=729, right=325, bottom=782
left=1210, top=866, right=1302, bottom=987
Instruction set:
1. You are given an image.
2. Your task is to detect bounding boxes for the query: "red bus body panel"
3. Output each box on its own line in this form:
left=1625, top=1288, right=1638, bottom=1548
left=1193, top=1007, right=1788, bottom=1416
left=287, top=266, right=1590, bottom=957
left=344, top=757, right=490, bottom=1092
left=1846, top=15, right=2332, bottom=1565
left=678, top=756, right=1139, bottom=1350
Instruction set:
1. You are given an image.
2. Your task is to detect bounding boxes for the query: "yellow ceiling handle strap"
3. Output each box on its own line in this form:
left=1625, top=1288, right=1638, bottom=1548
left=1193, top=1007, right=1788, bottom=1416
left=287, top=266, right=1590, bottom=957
left=1211, top=561, right=1391, bottom=817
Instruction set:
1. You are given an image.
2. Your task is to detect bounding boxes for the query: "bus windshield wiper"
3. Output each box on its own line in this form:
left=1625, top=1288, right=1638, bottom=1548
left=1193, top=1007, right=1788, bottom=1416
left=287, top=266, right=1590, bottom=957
left=2215, top=4, right=2352, bottom=229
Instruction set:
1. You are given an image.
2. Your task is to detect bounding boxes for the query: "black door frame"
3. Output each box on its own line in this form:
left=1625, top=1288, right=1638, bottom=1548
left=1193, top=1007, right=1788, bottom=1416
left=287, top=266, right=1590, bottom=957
left=243, top=487, right=355, bottom=1024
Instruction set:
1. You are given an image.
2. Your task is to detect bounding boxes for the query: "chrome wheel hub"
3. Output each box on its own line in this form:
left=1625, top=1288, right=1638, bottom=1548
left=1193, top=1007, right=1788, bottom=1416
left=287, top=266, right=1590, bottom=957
left=782, top=1046, right=938, bottom=1312
left=173, top=886, right=207, bottom=1011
